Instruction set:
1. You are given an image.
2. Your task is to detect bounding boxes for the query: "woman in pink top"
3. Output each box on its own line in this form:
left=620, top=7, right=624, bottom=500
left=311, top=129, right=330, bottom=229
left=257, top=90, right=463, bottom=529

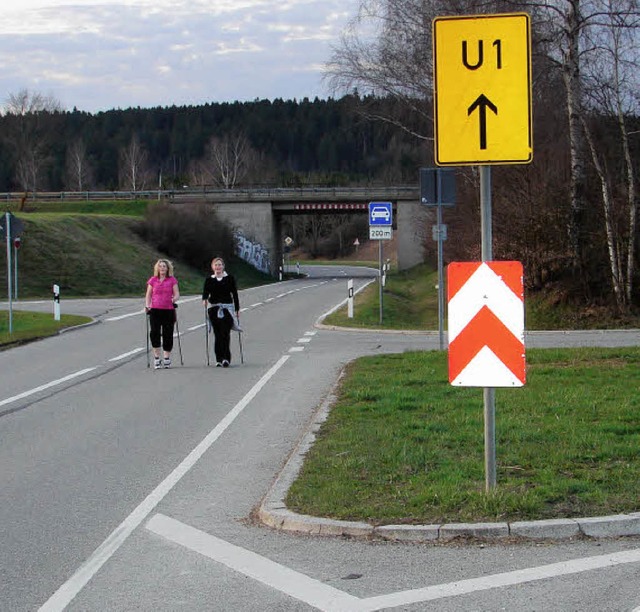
left=145, top=259, right=180, bottom=369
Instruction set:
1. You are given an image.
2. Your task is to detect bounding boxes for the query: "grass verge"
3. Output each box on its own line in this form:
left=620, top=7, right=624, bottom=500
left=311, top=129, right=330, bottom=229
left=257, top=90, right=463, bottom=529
left=0, top=214, right=273, bottom=298
left=287, top=346, right=640, bottom=524
left=324, top=264, right=640, bottom=330
left=0, top=310, right=92, bottom=349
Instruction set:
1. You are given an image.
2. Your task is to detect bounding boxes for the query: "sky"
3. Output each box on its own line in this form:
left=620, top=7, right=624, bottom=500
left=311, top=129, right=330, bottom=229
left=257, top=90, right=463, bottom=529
left=0, top=0, right=360, bottom=114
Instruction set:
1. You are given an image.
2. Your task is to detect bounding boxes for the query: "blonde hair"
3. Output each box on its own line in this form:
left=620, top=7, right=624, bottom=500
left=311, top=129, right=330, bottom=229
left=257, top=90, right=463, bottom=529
left=153, top=259, right=174, bottom=277
left=211, top=257, right=225, bottom=268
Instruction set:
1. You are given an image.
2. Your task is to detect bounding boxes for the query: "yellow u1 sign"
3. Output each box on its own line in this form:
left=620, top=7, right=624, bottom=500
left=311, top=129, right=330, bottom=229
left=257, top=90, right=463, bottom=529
left=433, top=13, right=532, bottom=166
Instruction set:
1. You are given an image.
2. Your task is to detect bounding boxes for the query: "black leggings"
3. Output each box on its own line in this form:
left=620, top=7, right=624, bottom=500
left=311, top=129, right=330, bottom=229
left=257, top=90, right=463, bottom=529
left=149, top=308, right=175, bottom=352
left=208, top=306, right=233, bottom=362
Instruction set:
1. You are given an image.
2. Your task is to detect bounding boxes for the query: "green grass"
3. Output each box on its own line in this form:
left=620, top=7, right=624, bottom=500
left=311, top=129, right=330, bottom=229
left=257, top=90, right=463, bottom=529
left=7, top=199, right=154, bottom=216
left=327, top=266, right=440, bottom=330
left=325, top=264, right=640, bottom=330
left=0, top=310, right=92, bottom=348
left=0, top=213, right=272, bottom=298
left=287, top=347, right=640, bottom=524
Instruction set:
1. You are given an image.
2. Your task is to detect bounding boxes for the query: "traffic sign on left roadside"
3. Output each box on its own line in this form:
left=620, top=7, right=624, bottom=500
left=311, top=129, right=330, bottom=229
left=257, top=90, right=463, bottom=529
left=433, top=13, right=532, bottom=165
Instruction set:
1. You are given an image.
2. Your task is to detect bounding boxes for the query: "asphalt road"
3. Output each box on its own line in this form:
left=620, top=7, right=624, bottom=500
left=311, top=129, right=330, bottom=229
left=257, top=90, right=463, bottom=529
left=1, top=269, right=639, bottom=612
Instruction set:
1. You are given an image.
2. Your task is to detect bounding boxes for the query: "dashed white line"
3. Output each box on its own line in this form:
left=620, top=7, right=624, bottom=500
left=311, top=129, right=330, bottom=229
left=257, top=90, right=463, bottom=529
left=105, top=310, right=145, bottom=321
left=108, top=348, right=145, bottom=362
left=0, top=368, right=97, bottom=408
left=289, top=347, right=305, bottom=353
left=297, top=338, right=312, bottom=344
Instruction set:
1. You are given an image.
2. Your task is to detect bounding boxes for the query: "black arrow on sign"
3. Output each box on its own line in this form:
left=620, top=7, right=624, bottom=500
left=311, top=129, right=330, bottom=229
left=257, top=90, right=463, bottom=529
left=467, top=94, right=498, bottom=150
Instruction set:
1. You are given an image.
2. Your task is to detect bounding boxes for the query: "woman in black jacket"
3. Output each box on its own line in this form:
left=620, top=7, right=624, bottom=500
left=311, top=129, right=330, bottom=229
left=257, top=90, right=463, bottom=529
left=202, top=257, right=240, bottom=367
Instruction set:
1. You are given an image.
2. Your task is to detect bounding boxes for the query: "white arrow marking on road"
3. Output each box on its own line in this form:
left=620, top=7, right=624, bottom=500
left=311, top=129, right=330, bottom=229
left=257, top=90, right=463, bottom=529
left=145, top=516, right=640, bottom=612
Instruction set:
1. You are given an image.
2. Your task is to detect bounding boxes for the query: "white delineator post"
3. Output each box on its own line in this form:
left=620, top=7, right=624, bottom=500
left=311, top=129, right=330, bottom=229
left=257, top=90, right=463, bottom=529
left=53, top=284, right=61, bottom=321
left=347, top=279, right=354, bottom=318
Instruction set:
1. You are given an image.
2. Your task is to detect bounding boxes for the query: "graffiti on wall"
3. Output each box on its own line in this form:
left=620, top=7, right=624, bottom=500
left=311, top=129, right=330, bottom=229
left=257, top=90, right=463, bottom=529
left=234, top=230, right=271, bottom=274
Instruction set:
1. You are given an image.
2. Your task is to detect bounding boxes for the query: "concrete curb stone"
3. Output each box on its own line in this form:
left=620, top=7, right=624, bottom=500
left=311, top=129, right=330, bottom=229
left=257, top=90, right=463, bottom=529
left=257, top=324, right=640, bottom=544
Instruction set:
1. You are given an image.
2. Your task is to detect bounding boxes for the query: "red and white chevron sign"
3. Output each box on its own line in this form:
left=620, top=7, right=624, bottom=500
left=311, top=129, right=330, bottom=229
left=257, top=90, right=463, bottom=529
left=447, top=261, right=525, bottom=387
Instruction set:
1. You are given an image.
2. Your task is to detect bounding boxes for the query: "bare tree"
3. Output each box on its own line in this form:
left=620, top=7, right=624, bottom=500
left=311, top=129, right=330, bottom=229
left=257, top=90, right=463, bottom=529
left=119, top=134, right=152, bottom=191
left=2, top=88, right=63, bottom=192
left=578, top=0, right=640, bottom=310
left=205, top=132, right=257, bottom=188
left=519, top=0, right=640, bottom=274
left=65, top=138, right=93, bottom=191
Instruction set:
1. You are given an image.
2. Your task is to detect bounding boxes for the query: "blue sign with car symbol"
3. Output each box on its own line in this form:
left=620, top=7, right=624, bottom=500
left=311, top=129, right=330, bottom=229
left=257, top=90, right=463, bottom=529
left=369, top=201, right=392, bottom=226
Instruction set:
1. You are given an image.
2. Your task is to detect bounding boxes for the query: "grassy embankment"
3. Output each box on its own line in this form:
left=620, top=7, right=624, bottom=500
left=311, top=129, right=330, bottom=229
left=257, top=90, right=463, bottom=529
left=286, top=264, right=640, bottom=523
left=0, top=200, right=272, bottom=345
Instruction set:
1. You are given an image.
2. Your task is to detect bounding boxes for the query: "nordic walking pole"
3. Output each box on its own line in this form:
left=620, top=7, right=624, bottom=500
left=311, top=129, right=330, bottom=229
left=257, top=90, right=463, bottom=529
left=174, top=304, right=184, bottom=366
left=145, top=313, right=151, bottom=368
left=145, top=309, right=150, bottom=368
left=204, top=306, right=210, bottom=366
left=238, top=330, right=244, bottom=364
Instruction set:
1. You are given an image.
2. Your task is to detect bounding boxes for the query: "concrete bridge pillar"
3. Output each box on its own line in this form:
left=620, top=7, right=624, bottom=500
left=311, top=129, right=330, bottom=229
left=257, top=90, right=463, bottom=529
left=214, top=201, right=279, bottom=276
left=396, top=199, right=432, bottom=271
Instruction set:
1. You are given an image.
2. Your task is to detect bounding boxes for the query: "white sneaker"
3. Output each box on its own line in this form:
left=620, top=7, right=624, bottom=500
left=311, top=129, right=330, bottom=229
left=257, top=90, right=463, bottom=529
left=154, top=358, right=162, bottom=369
left=163, top=357, right=171, bottom=368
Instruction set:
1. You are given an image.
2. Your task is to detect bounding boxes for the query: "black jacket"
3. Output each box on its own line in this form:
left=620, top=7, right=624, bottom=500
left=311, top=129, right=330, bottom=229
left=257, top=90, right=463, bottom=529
left=202, top=274, right=239, bottom=311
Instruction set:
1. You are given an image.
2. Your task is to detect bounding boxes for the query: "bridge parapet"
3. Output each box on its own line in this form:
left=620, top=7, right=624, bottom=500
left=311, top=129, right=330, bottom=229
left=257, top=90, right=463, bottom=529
left=170, top=186, right=419, bottom=203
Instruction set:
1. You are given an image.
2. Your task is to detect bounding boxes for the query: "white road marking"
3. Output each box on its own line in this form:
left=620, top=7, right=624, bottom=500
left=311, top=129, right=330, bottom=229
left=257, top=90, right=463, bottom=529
left=359, top=548, right=640, bottom=611
left=0, top=368, right=97, bottom=408
left=38, top=355, right=291, bottom=612
left=146, top=514, right=362, bottom=612
left=105, top=310, right=144, bottom=321
left=297, top=338, right=312, bottom=343
left=250, top=302, right=264, bottom=308
left=144, top=516, right=640, bottom=612
left=108, top=348, right=144, bottom=362
left=304, top=331, right=317, bottom=336
left=289, top=346, right=305, bottom=352
left=188, top=323, right=205, bottom=331
left=105, top=297, right=199, bottom=321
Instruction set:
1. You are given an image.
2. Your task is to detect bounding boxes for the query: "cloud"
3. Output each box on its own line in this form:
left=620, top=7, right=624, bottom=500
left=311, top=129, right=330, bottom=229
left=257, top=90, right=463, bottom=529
left=0, top=0, right=357, bottom=112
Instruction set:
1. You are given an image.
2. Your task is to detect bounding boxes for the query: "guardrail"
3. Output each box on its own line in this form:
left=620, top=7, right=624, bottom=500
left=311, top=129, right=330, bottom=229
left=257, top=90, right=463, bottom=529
left=0, top=186, right=420, bottom=203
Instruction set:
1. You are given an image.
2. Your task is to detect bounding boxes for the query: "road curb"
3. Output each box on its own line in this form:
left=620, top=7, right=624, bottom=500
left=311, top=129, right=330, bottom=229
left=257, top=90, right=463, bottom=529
left=258, top=364, right=640, bottom=544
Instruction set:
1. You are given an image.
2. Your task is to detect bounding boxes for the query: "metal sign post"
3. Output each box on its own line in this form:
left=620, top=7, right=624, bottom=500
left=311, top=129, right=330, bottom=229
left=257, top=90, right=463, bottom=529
left=4, top=213, right=13, bottom=334
left=420, top=167, right=455, bottom=351
left=368, top=201, right=393, bottom=325
left=480, top=165, right=496, bottom=491
left=433, top=13, right=532, bottom=492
